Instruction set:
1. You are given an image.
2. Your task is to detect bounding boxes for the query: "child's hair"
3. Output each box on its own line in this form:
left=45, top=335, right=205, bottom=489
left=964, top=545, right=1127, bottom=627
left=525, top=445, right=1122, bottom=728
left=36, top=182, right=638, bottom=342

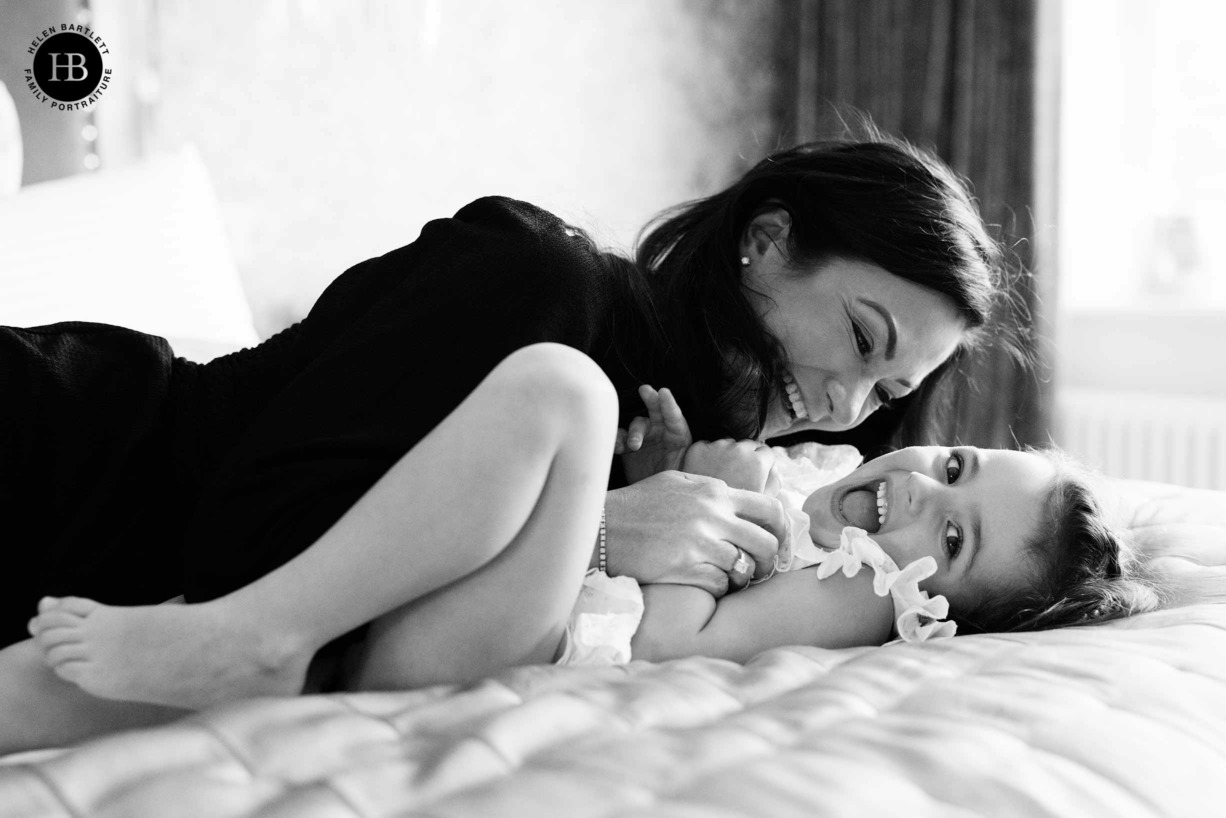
left=952, top=447, right=1164, bottom=635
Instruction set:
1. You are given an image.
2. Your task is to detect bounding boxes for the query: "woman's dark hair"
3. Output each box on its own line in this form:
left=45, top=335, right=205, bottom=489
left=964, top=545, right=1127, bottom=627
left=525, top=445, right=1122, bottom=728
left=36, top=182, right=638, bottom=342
left=620, top=129, right=1008, bottom=440
left=952, top=448, right=1163, bottom=635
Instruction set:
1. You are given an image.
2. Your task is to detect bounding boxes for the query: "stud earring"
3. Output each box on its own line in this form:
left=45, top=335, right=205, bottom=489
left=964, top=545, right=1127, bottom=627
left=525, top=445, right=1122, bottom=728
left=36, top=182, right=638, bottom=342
left=739, top=256, right=750, bottom=267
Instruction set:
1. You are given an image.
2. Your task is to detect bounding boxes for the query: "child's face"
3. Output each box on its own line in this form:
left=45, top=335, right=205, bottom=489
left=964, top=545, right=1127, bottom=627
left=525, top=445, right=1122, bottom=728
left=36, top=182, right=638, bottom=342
left=801, top=447, right=1056, bottom=609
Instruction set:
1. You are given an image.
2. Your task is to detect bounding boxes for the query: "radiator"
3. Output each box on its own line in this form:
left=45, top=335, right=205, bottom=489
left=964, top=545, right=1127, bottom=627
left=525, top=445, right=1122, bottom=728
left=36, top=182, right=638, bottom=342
left=1054, top=388, right=1226, bottom=490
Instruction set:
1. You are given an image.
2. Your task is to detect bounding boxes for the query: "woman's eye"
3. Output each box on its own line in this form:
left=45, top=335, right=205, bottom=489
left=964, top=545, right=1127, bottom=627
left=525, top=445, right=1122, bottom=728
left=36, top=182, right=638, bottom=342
left=852, top=322, right=873, bottom=356
left=945, top=521, right=963, bottom=560
left=944, top=452, right=963, bottom=484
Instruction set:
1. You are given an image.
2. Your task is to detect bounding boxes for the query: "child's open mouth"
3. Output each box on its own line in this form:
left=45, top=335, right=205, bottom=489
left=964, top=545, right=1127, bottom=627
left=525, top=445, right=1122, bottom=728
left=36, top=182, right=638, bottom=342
left=838, top=480, right=887, bottom=533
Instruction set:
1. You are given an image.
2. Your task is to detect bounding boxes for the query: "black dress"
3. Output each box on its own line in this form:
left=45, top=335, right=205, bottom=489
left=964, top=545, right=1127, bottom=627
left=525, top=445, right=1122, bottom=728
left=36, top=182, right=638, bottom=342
left=0, top=197, right=660, bottom=647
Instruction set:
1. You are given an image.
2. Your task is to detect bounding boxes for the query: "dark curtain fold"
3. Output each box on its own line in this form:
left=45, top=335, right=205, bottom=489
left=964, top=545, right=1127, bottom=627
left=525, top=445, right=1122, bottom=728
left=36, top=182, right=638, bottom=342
left=795, top=0, right=1048, bottom=449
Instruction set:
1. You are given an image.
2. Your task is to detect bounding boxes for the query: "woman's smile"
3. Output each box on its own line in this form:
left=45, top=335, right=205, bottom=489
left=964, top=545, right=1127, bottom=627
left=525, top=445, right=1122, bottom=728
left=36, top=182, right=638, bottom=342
left=780, top=370, right=813, bottom=422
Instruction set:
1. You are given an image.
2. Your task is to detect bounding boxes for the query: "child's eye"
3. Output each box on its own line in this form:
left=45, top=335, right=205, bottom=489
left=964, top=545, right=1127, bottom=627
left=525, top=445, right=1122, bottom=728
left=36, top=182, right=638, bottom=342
left=945, top=521, right=963, bottom=560
left=944, top=452, right=963, bottom=484
left=852, top=322, right=873, bottom=356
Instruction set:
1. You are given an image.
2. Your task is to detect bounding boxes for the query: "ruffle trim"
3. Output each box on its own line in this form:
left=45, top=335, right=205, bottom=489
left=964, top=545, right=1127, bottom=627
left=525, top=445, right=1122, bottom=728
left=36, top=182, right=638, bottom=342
left=810, top=527, right=958, bottom=643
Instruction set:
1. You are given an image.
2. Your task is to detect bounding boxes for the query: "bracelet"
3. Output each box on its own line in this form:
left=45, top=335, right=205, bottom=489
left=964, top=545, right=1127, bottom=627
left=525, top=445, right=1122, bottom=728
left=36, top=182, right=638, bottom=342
left=598, top=508, right=608, bottom=574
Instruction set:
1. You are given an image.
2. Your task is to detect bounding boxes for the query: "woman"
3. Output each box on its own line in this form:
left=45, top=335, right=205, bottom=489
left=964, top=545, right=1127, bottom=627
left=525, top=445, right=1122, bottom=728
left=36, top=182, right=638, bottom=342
left=0, top=135, right=1005, bottom=649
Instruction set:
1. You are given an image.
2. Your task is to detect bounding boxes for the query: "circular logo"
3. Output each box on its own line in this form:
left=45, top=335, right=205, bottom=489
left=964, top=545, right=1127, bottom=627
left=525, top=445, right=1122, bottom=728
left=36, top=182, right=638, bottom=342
left=32, top=32, right=104, bottom=102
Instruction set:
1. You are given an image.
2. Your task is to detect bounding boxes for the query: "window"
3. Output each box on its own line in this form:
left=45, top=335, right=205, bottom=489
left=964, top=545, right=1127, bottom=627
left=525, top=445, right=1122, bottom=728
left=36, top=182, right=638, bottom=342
left=1060, top=0, right=1226, bottom=310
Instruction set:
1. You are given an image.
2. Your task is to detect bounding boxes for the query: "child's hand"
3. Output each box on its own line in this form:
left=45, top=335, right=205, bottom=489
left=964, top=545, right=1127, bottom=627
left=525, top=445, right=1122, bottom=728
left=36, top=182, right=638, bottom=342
left=617, top=385, right=693, bottom=484
left=681, top=439, right=781, bottom=495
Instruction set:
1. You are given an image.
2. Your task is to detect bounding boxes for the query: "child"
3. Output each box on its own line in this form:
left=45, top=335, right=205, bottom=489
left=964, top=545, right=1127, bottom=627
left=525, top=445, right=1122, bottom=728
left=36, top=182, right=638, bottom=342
left=23, top=344, right=1154, bottom=721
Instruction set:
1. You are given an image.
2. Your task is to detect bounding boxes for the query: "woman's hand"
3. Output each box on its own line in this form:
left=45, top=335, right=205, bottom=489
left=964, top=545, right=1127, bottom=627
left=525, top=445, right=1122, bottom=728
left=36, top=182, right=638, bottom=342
left=681, top=438, right=782, bottom=496
left=603, top=471, right=786, bottom=598
left=616, top=385, right=693, bottom=484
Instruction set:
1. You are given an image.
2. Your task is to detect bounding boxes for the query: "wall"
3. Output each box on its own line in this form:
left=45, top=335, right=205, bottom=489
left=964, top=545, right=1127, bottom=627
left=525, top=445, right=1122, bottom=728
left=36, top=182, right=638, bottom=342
left=86, top=0, right=793, bottom=336
left=1056, top=310, right=1226, bottom=399
left=0, top=0, right=94, bottom=184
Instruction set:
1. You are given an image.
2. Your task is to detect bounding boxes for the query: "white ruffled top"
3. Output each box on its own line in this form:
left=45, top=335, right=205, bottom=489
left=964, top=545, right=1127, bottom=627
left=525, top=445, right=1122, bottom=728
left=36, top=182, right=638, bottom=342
left=808, top=527, right=958, bottom=643
left=771, top=444, right=957, bottom=644
left=560, top=443, right=955, bottom=666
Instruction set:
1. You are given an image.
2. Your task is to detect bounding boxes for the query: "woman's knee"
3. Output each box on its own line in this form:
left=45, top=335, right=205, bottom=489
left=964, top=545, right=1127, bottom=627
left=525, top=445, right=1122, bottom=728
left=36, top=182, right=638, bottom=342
left=489, top=343, right=618, bottom=429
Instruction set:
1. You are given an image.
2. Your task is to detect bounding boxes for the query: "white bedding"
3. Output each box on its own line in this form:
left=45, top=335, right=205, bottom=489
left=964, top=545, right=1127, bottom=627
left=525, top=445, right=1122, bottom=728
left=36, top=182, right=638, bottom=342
left=0, top=146, right=259, bottom=356
left=1, top=480, right=1222, bottom=818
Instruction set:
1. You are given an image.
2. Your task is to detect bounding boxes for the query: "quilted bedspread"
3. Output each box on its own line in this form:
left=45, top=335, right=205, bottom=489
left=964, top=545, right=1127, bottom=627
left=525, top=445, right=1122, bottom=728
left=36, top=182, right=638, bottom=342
left=2, top=480, right=1224, bottom=818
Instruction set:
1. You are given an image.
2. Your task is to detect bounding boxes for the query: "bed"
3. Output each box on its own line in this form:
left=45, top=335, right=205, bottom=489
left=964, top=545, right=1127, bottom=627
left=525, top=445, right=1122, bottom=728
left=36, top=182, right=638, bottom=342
left=2, top=154, right=1224, bottom=817
left=1, top=477, right=1223, bottom=817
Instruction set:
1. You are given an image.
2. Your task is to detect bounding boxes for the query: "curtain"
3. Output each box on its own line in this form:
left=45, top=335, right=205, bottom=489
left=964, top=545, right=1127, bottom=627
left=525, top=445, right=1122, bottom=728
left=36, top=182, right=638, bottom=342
left=793, top=0, right=1052, bottom=449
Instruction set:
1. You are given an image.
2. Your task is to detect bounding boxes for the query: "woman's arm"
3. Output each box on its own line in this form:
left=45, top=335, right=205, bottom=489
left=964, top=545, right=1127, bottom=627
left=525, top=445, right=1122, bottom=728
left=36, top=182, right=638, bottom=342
left=604, top=387, right=786, bottom=594
left=601, top=472, right=787, bottom=595
left=631, top=569, right=894, bottom=664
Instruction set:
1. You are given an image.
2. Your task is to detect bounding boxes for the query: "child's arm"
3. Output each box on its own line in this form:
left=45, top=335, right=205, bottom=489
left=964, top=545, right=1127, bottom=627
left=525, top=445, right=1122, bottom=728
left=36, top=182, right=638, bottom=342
left=682, top=439, right=781, bottom=495
left=618, top=385, right=693, bottom=484
left=618, top=386, right=780, bottom=493
left=631, top=569, right=894, bottom=663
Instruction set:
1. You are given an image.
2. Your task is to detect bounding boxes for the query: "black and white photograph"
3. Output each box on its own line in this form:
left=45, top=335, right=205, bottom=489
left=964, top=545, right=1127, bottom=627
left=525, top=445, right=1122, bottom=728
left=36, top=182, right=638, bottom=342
left=1, top=1, right=1224, bottom=815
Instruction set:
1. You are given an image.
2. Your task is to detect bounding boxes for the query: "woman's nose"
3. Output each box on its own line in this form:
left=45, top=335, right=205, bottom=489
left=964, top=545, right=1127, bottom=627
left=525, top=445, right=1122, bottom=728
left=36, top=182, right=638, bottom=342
left=829, top=379, right=872, bottom=427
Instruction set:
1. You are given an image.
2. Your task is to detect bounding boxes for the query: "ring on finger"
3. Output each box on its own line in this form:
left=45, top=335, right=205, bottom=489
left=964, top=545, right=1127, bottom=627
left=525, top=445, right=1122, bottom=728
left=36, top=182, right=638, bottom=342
left=731, top=548, right=753, bottom=578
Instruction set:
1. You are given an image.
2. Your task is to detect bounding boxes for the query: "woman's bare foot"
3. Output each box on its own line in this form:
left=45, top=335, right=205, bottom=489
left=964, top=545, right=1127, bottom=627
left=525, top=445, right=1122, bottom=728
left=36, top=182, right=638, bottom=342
left=27, top=596, right=313, bottom=710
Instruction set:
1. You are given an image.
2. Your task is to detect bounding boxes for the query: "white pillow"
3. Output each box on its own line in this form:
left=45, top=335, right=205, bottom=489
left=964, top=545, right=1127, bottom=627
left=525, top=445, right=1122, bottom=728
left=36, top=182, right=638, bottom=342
left=0, top=80, right=20, bottom=195
left=0, top=145, right=259, bottom=356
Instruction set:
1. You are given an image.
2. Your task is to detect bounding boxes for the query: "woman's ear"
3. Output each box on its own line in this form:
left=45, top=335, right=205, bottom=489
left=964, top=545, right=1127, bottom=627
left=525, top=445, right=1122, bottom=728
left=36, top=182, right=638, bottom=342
left=740, top=207, right=793, bottom=265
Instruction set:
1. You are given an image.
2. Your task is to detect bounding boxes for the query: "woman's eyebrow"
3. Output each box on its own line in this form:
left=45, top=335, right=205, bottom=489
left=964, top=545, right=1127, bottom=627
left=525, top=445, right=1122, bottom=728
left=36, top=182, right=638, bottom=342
left=859, top=299, right=897, bottom=361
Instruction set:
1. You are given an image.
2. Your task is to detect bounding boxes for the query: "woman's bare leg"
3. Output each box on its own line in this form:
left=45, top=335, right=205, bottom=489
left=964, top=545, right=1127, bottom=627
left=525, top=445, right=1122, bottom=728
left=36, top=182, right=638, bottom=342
left=0, top=639, right=187, bottom=754
left=28, top=343, right=617, bottom=709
